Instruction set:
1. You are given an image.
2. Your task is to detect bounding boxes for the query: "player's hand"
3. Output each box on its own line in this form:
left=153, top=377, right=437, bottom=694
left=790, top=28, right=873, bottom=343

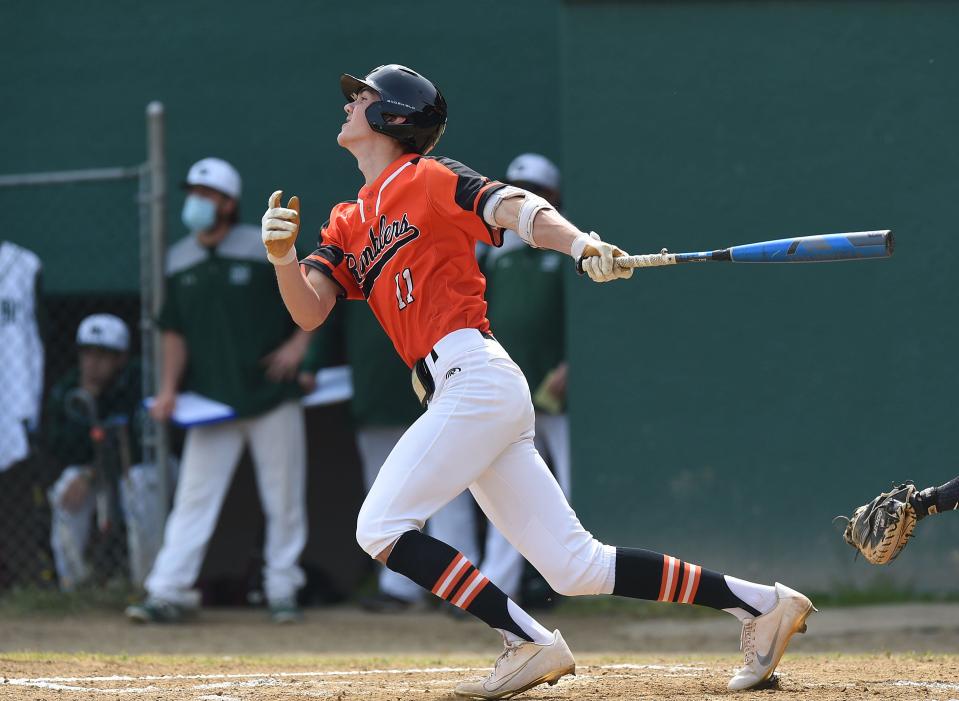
left=262, top=190, right=300, bottom=265
left=298, top=371, right=317, bottom=393
left=149, top=390, right=177, bottom=422
left=262, top=338, right=309, bottom=383
left=576, top=232, right=633, bottom=283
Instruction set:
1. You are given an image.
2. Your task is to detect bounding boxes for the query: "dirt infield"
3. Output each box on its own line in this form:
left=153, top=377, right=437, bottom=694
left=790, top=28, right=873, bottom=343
left=3, top=654, right=958, bottom=700
left=2, top=603, right=958, bottom=699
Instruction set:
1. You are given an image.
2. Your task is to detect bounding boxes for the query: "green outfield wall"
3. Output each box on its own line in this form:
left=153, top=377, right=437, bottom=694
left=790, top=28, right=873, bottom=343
left=562, top=1, right=959, bottom=590
left=0, top=0, right=560, bottom=292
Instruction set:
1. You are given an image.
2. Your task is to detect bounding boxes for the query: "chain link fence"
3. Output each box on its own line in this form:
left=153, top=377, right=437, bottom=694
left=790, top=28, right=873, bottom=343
left=0, top=103, right=167, bottom=596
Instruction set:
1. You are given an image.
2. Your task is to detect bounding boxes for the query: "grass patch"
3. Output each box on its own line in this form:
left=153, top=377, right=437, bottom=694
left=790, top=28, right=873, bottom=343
left=0, top=581, right=136, bottom=616
left=806, top=579, right=959, bottom=607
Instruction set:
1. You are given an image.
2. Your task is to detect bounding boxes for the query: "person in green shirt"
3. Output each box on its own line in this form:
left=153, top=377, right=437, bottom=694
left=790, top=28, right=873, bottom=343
left=45, top=314, right=147, bottom=590
left=476, top=154, right=570, bottom=603
left=126, top=158, right=312, bottom=624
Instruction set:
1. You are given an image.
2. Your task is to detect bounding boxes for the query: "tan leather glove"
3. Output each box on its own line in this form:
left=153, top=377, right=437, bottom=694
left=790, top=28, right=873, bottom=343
left=261, top=190, right=301, bottom=265
left=574, top=231, right=633, bottom=282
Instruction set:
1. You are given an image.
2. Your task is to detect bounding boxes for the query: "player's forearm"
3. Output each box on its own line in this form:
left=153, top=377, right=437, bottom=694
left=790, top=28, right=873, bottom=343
left=274, top=260, right=334, bottom=331
left=489, top=196, right=586, bottom=256
left=159, top=331, right=187, bottom=395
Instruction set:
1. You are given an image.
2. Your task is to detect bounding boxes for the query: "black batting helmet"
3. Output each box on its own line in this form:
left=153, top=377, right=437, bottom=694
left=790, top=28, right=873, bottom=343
left=340, top=64, right=447, bottom=155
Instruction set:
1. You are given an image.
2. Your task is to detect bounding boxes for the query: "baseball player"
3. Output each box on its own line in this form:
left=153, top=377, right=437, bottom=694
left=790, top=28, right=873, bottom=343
left=841, top=475, right=959, bottom=565
left=262, top=64, right=814, bottom=697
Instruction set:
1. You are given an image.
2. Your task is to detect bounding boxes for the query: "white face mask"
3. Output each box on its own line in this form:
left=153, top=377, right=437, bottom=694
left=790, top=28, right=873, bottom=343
left=181, top=194, right=218, bottom=232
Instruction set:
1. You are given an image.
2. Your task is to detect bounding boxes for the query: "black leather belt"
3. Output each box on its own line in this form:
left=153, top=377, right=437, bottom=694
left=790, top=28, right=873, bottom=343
left=412, top=331, right=494, bottom=407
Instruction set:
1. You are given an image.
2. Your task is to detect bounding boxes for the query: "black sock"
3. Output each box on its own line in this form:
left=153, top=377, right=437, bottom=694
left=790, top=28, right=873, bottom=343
left=611, top=547, right=761, bottom=617
left=914, top=476, right=959, bottom=518
left=386, top=530, right=543, bottom=642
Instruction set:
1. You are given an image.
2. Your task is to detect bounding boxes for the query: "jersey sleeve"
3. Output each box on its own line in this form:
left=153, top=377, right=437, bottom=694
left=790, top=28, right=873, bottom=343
left=156, top=278, right=184, bottom=333
left=300, top=203, right=363, bottom=300
left=424, top=157, right=507, bottom=247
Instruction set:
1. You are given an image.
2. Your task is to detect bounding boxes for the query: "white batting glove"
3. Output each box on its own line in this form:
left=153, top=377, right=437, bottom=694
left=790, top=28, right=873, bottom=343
left=574, top=231, right=633, bottom=283
left=261, top=190, right=300, bottom=265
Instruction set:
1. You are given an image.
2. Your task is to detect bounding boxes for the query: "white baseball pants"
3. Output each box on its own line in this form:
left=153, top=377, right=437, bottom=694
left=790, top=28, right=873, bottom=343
left=479, top=410, right=571, bottom=600
left=356, top=426, right=481, bottom=602
left=356, top=329, right=614, bottom=598
left=146, top=400, right=306, bottom=606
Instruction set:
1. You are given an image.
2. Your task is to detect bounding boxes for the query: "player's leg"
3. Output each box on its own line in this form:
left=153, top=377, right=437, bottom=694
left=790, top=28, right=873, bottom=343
left=247, top=400, right=307, bottom=621
left=47, top=466, right=96, bottom=590
left=356, top=425, right=426, bottom=608
left=129, top=421, right=245, bottom=621
left=356, top=348, right=557, bottom=646
left=119, top=463, right=164, bottom=588
left=913, top=475, right=959, bottom=518
left=357, top=344, right=577, bottom=700
left=470, top=437, right=813, bottom=690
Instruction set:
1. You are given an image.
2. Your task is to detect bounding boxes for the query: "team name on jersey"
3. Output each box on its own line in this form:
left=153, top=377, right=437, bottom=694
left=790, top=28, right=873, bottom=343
left=345, top=213, right=421, bottom=296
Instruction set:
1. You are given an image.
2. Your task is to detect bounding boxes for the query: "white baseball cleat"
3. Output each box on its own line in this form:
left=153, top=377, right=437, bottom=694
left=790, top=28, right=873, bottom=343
left=728, top=582, right=816, bottom=691
left=454, top=630, right=575, bottom=699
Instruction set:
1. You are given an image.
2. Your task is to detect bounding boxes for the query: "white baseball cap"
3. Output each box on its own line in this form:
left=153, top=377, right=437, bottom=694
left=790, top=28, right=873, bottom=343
left=505, top=153, right=561, bottom=191
left=76, top=314, right=130, bottom=352
left=183, top=157, right=242, bottom=199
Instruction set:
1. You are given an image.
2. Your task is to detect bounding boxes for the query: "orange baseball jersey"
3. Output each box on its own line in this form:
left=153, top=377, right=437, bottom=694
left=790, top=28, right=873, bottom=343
left=301, top=153, right=506, bottom=367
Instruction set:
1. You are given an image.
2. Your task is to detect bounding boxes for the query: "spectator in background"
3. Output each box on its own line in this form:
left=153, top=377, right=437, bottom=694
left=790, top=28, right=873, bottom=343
left=44, top=314, right=151, bottom=590
left=0, top=240, right=44, bottom=590
left=126, top=158, right=312, bottom=624
left=475, top=153, right=570, bottom=603
left=343, top=304, right=480, bottom=612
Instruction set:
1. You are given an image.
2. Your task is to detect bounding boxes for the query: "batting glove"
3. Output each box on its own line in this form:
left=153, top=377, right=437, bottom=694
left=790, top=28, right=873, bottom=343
left=574, top=231, right=633, bottom=283
left=262, top=190, right=300, bottom=265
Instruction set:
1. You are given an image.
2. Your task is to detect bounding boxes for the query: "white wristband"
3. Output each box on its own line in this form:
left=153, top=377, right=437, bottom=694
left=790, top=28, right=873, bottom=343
left=570, top=232, right=593, bottom=261
left=267, top=247, right=298, bottom=266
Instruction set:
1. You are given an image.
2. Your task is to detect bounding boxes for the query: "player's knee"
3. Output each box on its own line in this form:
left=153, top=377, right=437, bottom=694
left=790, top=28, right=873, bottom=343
left=355, top=501, right=410, bottom=560
left=354, top=507, right=380, bottom=558
left=534, top=540, right=614, bottom=597
left=541, top=570, right=597, bottom=597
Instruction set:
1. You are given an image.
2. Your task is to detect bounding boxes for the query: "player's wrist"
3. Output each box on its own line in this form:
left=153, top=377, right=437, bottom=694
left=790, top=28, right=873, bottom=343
left=268, top=247, right=298, bottom=266
left=569, top=232, right=594, bottom=261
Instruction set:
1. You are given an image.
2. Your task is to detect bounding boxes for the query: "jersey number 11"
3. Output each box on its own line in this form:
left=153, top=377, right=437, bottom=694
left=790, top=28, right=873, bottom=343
left=395, top=267, right=414, bottom=310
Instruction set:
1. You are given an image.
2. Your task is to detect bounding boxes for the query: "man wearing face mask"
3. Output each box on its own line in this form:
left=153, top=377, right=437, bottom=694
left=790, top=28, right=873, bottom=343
left=126, top=158, right=312, bottom=624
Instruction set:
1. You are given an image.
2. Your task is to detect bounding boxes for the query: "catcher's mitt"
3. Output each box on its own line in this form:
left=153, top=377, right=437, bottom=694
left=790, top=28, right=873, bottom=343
left=839, top=482, right=918, bottom=565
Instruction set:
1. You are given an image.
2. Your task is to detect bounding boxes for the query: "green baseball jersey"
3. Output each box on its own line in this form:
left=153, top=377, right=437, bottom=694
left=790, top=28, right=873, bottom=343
left=481, top=232, right=565, bottom=392
left=344, top=303, right=422, bottom=428
left=157, top=225, right=301, bottom=418
left=44, top=359, right=142, bottom=474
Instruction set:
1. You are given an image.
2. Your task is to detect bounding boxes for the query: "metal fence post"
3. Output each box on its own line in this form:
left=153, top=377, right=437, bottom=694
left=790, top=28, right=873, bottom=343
left=145, top=101, right=170, bottom=517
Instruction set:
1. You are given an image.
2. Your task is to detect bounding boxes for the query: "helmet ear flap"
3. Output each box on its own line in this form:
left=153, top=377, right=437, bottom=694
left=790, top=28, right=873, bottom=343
left=364, top=102, right=417, bottom=151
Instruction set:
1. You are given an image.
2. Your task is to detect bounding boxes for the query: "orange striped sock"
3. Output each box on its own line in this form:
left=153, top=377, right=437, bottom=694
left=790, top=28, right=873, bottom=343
left=387, top=530, right=550, bottom=642
left=612, top=547, right=761, bottom=616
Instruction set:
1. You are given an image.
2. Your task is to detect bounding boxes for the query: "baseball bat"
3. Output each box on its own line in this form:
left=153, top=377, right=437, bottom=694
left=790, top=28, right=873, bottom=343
left=611, top=230, right=893, bottom=269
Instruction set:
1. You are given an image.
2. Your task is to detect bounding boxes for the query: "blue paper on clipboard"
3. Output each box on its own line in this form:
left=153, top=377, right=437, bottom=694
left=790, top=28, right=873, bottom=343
left=143, top=392, right=237, bottom=428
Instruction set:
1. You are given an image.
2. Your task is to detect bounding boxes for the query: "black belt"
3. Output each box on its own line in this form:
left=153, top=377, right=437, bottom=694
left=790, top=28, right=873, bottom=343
left=412, top=331, right=494, bottom=407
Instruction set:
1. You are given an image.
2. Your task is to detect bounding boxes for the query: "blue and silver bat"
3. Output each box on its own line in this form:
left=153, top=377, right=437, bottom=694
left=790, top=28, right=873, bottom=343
left=613, top=230, right=893, bottom=269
